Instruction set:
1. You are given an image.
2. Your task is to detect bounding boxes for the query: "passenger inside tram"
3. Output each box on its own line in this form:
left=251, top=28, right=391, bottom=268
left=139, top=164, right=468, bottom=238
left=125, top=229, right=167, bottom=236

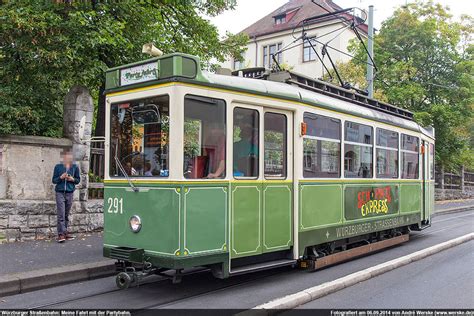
left=203, top=124, right=226, bottom=179
left=233, top=121, right=259, bottom=177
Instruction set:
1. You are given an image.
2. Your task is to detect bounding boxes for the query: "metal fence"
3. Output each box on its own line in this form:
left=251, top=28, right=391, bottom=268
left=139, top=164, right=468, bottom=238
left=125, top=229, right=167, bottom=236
left=435, top=167, right=474, bottom=190
left=89, top=142, right=104, bottom=199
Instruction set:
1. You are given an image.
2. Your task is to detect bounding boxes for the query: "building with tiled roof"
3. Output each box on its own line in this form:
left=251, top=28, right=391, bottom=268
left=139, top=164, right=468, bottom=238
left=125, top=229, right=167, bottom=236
left=221, top=0, right=368, bottom=79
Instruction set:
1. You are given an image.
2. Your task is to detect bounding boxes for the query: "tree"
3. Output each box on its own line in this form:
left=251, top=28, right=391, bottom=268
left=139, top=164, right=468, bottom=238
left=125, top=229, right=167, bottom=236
left=0, top=0, right=248, bottom=137
left=335, top=1, right=473, bottom=170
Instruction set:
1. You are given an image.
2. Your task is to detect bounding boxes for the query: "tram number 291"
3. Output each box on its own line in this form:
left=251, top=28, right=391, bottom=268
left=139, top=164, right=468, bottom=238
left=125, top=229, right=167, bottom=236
left=107, top=197, right=123, bottom=214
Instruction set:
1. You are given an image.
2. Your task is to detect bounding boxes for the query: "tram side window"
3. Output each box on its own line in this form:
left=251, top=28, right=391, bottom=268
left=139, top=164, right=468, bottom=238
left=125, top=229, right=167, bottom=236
left=234, top=108, right=259, bottom=178
left=183, top=95, right=226, bottom=179
left=401, top=134, right=419, bottom=179
left=429, top=143, right=435, bottom=180
left=303, top=113, right=341, bottom=178
left=376, top=128, right=398, bottom=178
left=110, top=95, right=169, bottom=177
left=264, top=113, right=287, bottom=178
left=344, top=121, right=373, bottom=178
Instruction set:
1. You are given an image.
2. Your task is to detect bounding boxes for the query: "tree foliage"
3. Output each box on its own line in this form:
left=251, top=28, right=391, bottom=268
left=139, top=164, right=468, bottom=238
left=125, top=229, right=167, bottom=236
left=333, top=1, right=473, bottom=170
left=0, top=0, right=248, bottom=136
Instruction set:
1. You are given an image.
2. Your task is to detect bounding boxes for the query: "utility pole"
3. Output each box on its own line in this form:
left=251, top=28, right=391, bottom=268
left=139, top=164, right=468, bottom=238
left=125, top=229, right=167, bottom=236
left=366, top=5, right=374, bottom=98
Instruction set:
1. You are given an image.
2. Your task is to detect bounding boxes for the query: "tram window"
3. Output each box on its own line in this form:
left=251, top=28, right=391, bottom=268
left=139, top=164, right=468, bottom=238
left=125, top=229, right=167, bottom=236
left=110, top=95, right=169, bottom=177
left=183, top=95, right=226, bottom=179
left=429, top=143, right=435, bottom=180
left=401, top=134, right=419, bottom=179
left=264, top=113, right=287, bottom=178
left=303, top=113, right=341, bottom=178
left=344, top=121, right=373, bottom=178
left=376, top=128, right=398, bottom=178
left=233, top=108, right=259, bottom=178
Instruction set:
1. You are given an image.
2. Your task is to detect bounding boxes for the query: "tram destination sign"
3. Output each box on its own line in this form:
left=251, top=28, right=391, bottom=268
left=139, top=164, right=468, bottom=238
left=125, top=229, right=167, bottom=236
left=120, top=62, right=159, bottom=86
left=344, top=185, right=399, bottom=220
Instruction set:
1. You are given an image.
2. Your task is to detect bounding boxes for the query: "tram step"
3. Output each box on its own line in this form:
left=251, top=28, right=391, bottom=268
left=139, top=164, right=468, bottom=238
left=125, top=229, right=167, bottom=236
left=229, top=259, right=296, bottom=276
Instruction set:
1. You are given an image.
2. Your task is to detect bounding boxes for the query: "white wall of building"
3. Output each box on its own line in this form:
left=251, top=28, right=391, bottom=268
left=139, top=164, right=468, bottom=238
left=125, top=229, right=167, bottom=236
left=222, top=20, right=360, bottom=79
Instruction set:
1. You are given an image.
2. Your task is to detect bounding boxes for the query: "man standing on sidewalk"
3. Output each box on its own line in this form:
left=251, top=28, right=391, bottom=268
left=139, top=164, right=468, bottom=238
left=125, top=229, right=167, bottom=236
left=52, top=149, right=80, bottom=243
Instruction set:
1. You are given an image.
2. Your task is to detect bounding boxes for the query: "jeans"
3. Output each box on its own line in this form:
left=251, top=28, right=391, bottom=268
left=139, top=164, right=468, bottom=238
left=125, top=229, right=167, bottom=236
left=56, top=192, right=73, bottom=235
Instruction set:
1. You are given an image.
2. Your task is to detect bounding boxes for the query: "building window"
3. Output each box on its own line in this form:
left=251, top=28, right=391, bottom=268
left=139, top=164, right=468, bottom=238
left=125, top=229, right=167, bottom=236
left=274, top=15, right=286, bottom=25
left=233, top=108, right=259, bottom=178
left=401, top=134, right=419, bottom=179
left=344, top=121, right=373, bottom=178
left=303, top=113, right=341, bottom=178
left=303, top=38, right=318, bottom=62
left=233, top=59, right=242, bottom=70
left=264, top=113, right=287, bottom=178
left=233, top=53, right=245, bottom=70
left=376, top=128, right=398, bottom=178
left=183, top=95, right=226, bottom=179
left=263, top=43, right=282, bottom=68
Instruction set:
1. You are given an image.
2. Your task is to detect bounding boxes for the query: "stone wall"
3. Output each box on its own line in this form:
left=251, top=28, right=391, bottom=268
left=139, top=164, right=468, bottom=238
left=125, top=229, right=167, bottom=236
left=435, top=187, right=474, bottom=201
left=0, top=86, right=103, bottom=242
left=0, top=135, right=104, bottom=242
left=0, top=199, right=103, bottom=242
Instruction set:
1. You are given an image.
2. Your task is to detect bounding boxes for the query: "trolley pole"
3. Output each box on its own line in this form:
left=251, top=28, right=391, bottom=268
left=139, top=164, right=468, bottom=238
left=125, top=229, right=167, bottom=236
left=366, top=5, right=374, bottom=98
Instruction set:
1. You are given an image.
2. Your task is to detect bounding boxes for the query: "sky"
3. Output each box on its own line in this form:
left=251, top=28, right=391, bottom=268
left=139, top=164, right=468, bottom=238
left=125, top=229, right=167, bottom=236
left=209, top=0, right=471, bottom=36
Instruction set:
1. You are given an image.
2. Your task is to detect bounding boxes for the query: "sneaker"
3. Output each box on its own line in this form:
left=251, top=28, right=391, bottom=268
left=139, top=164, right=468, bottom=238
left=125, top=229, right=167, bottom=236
left=57, top=234, right=66, bottom=243
left=65, top=233, right=76, bottom=241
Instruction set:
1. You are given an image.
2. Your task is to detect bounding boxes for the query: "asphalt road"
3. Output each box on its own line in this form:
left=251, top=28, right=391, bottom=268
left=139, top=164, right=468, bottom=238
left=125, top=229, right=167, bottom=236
left=295, top=241, right=474, bottom=309
left=0, top=210, right=473, bottom=310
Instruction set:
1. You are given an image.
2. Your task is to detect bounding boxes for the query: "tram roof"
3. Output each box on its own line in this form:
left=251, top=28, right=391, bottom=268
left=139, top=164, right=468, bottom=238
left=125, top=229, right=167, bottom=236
left=104, top=53, right=434, bottom=138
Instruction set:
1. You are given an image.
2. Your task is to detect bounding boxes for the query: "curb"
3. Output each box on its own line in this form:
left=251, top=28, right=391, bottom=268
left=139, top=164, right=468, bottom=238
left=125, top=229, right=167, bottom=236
left=433, top=205, right=474, bottom=217
left=0, top=260, right=116, bottom=297
left=250, top=232, right=474, bottom=313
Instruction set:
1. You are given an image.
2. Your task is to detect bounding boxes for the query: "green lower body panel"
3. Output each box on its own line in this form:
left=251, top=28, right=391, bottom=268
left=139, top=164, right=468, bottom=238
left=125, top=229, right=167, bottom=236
left=103, top=183, right=229, bottom=271
left=230, top=182, right=293, bottom=259
left=298, top=181, right=423, bottom=255
left=263, top=183, right=293, bottom=252
left=231, top=184, right=262, bottom=258
left=298, top=213, right=421, bottom=255
left=400, top=183, right=422, bottom=215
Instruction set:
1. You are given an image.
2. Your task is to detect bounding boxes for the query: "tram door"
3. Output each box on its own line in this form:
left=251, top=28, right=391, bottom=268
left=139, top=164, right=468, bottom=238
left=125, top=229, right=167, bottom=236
left=422, top=140, right=430, bottom=222
left=230, top=104, right=293, bottom=259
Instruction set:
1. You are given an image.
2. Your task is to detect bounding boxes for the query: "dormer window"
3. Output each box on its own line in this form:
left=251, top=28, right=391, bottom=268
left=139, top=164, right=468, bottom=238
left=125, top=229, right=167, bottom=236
left=274, top=15, right=286, bottom=25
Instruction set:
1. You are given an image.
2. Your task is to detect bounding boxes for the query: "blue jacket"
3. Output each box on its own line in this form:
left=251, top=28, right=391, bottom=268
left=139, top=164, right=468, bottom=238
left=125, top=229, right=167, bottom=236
left=52, top=163, right=80, bottom=193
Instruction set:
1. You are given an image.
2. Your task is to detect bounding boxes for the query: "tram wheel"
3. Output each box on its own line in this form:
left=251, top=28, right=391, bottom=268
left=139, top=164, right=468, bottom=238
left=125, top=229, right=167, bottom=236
left=116, top=272, right=132, bottom=289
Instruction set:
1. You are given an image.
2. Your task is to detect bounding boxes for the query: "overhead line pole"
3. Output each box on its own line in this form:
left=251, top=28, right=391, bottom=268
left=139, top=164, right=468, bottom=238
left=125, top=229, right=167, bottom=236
left=366, top=5, right=374, bottom=98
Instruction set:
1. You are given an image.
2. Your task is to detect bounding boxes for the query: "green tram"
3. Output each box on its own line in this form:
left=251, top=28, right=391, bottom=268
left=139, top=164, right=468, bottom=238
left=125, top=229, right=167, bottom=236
left=102, top=53, right=435, bottom=288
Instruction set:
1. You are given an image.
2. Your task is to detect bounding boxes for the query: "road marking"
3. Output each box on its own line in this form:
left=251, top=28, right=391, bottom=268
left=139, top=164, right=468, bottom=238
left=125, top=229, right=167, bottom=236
left=247, top=232, right=474, bottom=312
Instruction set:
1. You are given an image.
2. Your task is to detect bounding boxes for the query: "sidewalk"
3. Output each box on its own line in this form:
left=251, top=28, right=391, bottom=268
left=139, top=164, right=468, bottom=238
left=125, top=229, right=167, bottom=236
left=0, top=199, right=473, bottom=297
left=434, top=198, right=474, bottom=213
left=0, top=232, right=107, bottom=276
left=0, top=232, right=115, bottom=297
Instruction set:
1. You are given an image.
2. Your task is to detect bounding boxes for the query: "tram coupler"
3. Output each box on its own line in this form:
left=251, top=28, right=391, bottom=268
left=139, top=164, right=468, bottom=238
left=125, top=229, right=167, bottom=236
left=115, top=262, right=156, bottom=289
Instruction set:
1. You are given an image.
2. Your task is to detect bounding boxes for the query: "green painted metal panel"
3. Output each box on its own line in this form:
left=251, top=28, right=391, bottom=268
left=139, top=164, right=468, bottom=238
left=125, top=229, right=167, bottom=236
left=103, top=187, right=181, bottom=256
left=344, top=184, right=399, bottom=220
left=262, top=184, right=293, bottom=252
left=105, top=70, right=120, bottom=90
left=231, top=184, right=262, bottom=258
left=298, top=213, right=421, bottom=255
left=299, top=184, right=343, bottom=231
left=400, top=183, right=422, bottom=214
left=184, top=186, right=228, bottom=255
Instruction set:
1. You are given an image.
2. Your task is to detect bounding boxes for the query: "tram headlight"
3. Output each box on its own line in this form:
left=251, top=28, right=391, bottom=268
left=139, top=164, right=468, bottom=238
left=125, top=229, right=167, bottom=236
left=129, top=215, right=142, bottom=233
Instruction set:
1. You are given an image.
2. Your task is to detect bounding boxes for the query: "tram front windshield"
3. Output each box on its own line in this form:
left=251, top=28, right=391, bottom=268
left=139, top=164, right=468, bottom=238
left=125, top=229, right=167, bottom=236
left=110, top=95, right=170, bottom=177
